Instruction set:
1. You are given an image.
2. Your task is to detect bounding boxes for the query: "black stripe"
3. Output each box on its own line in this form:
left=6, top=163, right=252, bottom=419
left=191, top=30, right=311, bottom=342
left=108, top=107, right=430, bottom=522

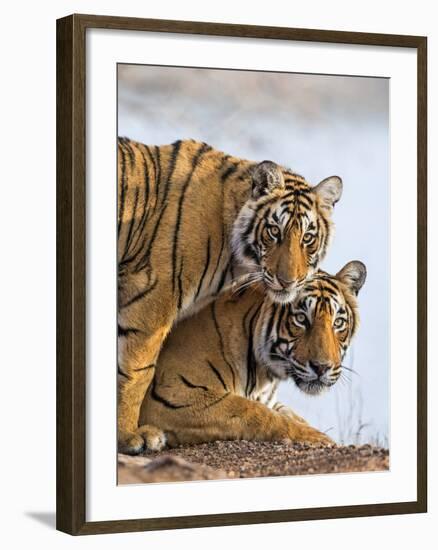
left=296, top=193, right=313, bottom=207
left=265, top=383, right=278, bottom=406
left=118, top=324, right=142, bottom=337
left=319, top=213, right=330, bottom=255
left=215, top=263, right=230, bottom=294
left=195, top=236, right=211, bottom=299
left=120, top=278, right=158, bottom=309
left=144, top=145, right=157, bottom=185
left=122, top=185, right=140, bottom=261
left=118, top=142, right=127, bottom=234
left=279, top=198, right=312, bottom=212
left=171, top=142, right=211, bottom=293
left=211, top=302, right=236, bottom=391
left=285, top=186, right=313, bottom=198
left=216, top=154, right=231, bottom=176
left=221, top=163, right=238, bottom=183
left=154, top=146, right=161, bottom=200
left=124, top=139, right=136, bottom=168
left=205, top=392, right=230, bottom=408
left=245, top=302, right=263, bottom=397
left=279, top=303, right=289, bottom=333
left=346, top=302, right=357, bottom=335
left=322, top=285, right=338, bottom=296
left=209, top=226, right=225, bottom=287
left=229, top=261, right=236, bottom=282
left=122, top=147, right=155, bottom=267
left=128, top=148, right=151, bottom=253
left=159, top=138, right=182, bottom=217
left=254, top=212, right=266, bottom=245
left=265, top=302, right=278, bottom=340
left=179, top=374, right=209, bottom=391
left=242, top=302, right=255, bottom=337
left=319, top=277, right=339, bottom=293
left=177, top=256, right=184, bottom=310
left=243, top=243, right=259, bottom=264
left=132, top=364, right=155, bottom=372
left=284, top=178, right=309, bottom=188
left=150, top=380, right=191, bottom=409
left=134, top=140, right=182, bottom=273
left=118, top=365, right=130, bottom=379
left=241, top=206, right=261, bottom=241
left=237, top=170, right=250, bottom=182
left=206, top=360, right=228, bottom=391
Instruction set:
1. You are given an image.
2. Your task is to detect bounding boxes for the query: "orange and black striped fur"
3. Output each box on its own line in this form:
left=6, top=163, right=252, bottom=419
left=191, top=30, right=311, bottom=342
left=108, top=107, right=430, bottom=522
left=139, top=261, right=366, bottom=448
left=117, top=137, right=343, bottom=453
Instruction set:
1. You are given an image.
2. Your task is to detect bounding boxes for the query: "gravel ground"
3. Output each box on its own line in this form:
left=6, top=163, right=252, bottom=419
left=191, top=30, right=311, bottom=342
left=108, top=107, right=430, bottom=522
left=142, top=440, right=389, bottom=479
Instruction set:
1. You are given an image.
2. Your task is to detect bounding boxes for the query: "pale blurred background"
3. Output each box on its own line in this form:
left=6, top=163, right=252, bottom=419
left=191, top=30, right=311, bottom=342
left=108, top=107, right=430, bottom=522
left=118, top=64, right=389, bottom=446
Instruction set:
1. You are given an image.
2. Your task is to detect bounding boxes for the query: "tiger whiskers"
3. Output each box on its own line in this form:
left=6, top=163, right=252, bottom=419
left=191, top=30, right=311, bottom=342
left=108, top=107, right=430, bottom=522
left=339, top=370, right=352, bottom=385
left=231, top=279, right=262, bottom=296
left=342, top=365, right=359, bottom=377
left=230, top=272, right=264, bottom=296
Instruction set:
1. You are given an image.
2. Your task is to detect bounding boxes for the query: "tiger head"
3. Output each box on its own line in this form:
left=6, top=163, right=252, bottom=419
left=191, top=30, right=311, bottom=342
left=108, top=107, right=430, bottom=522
left=232, top=161, right=343, bottom=303
left=256, top=261, right=367, bottom=395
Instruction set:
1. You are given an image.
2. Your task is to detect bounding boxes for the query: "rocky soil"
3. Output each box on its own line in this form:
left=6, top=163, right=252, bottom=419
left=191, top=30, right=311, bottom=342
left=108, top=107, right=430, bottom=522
left=118, top=441, right=389, bottom=484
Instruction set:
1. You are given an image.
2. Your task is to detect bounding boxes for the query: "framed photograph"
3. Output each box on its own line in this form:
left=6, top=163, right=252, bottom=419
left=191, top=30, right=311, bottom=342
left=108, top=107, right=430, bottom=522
left=56, top=14, right=427, bottom=535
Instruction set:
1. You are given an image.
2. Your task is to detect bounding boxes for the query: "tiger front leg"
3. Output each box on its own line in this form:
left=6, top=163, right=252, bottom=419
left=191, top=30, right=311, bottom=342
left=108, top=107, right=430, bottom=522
left=272, top=402, right=309, bottom=425
left=165, top=394, right=334, bottom=447
left=118, top=325, right=171, bottom=455
left=223, top=395, right=334, bottom=445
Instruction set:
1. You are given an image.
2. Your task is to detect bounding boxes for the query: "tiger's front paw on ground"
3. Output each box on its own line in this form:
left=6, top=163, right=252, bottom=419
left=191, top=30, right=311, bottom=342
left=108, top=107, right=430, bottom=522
left=136, top=424, right=167, bottom=452
left=118, top=425, right=167, bottom=454
left=118, top=429, right=146, bottom=455
left=291, top=426, right=335, bottom=447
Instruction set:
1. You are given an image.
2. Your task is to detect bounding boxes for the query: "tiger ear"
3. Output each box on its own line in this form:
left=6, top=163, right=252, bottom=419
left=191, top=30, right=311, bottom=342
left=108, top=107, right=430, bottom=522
left=336, top=261, right=367, bottom=295
left=251, top=161, right=285, bottom=198
left=314, top=176, right=343, bottom=210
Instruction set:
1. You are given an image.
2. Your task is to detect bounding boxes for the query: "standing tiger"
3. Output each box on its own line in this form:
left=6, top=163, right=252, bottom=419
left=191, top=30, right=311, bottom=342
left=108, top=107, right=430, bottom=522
left=118, top=137, right=343, bottom=454
left=139, top=262, right=366, bottom=448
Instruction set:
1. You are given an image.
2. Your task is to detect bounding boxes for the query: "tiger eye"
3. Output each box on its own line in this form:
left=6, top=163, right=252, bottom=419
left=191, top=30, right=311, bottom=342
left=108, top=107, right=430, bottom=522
left=268, top=225, right=280, bottom=239
left=302, top=232, right=315, bottom=245
left=334, top=317, right=346, bottom=329
left=294, top=312, right=307, bottom=325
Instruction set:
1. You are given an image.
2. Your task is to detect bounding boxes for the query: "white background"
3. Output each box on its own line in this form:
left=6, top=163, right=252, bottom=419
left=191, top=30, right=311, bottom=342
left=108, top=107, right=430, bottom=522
left=0, top=0, right=435, bottom=548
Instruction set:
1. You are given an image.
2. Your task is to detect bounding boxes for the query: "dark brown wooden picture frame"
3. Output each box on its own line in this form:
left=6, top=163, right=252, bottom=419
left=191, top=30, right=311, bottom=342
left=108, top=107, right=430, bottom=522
left=56, top=13, right=427, bottom=536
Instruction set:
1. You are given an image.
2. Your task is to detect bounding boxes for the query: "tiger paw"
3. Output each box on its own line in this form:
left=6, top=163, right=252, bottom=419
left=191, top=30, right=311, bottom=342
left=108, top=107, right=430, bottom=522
left=273, top=403, right=309, bottom=425
left=289, top=424, right=335, bottom=447
left=118, top=429, right=146, bottom=455
left=118, top=425, right=167, bottom=454
left=136, top=424, right=167, bottom=451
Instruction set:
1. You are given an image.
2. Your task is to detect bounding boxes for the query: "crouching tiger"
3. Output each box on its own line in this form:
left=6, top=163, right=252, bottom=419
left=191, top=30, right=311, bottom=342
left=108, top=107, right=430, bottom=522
left=117, top=137, right=343, bottom=453
left=139, top=261, right=367, bottom=449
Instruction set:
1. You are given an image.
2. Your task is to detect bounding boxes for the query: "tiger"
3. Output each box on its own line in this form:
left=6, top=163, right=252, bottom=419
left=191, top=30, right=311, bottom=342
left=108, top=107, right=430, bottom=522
left=139, top=261, right=366, bottom=449
left=117, top=137, right=343, bottom=454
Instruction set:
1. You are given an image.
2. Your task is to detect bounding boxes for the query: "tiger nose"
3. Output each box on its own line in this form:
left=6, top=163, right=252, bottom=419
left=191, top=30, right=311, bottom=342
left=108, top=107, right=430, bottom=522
left=277, top=275, right=294, bottom=289
left=309, top=362, right=330, bottom=377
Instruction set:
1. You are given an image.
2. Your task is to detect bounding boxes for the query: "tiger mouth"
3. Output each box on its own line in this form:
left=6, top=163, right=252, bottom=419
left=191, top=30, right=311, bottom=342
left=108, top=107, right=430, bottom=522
left=290, top=370, right=337, bottom=395
left=281, top=361, right=333, bottom=395
left=265, top=278, right=305, bottom=304
left=267, top=287, right=296, bottom=304
left=294, top=378, right=328, bottom=395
